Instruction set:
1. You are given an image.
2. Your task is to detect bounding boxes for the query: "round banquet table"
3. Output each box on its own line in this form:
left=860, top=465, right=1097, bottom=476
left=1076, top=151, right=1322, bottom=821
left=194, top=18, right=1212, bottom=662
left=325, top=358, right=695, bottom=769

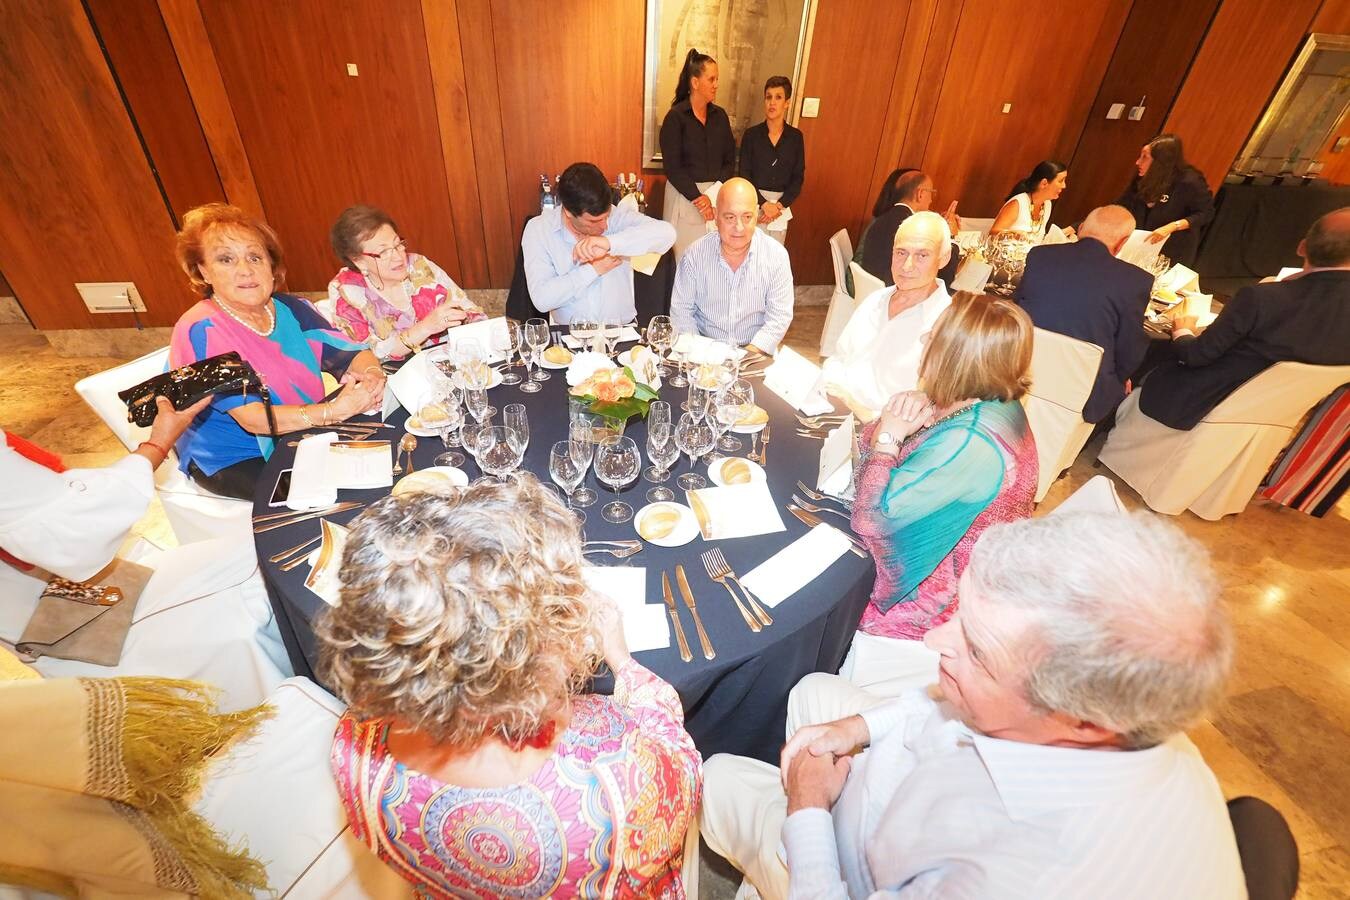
left=252, top=347, right=875, bottom=763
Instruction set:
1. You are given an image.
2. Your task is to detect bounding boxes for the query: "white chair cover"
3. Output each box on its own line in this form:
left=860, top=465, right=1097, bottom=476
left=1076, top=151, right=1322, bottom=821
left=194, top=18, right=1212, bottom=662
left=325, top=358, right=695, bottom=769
left=1022, top=328, right=1103, bottom=502
left=848, top=262, right=884, bottom=306
left=74, top=348, right=251, bottom=544
left=1047, top=473, right=1126, bottom=516
left=1100, top=361, right=1350, bottom=520
left=820, top=228, right=856, bottom=358
left=196, top=677, right=418, bottom=899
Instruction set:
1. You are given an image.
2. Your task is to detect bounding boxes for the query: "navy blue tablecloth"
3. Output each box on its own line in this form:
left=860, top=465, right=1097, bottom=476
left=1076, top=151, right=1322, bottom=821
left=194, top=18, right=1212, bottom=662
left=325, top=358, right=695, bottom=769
left=252, top=354, right=874, bottom=762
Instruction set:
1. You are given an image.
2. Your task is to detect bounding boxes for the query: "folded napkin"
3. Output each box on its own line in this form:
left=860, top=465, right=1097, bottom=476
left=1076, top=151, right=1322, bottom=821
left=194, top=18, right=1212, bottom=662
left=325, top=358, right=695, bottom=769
left=1042, top=224, right=1069, bottom=245
left=325, top=440, right=393, bottom=490
left=817, top=416, right=857, bottom=499
left=438, top=316, right=507, bottom=363
left=765, top=206, right=793, bottom=232
left=630, top=252, right=661, bottom=276
left=563, top=325, right=642, bottom=349
left=582, top=565, right=670, bottom=652
left=305, top=518, right=349, bottom=606
left=387, top=350, right=437, bottom=415
left=685, top=482, right=785, bottom=541
left=741, top=523, right=855, bottom=608
left=1276, top=267, right=1302, bottom=281
left=950, top=259, right=992, bottom=294
left=672, top=334, right=747, bottom=365
left=764, top=346, right=834, bottom=415
left=703, top=181, right=724, bottom=233
left=287, top=433, right=339, bottom=511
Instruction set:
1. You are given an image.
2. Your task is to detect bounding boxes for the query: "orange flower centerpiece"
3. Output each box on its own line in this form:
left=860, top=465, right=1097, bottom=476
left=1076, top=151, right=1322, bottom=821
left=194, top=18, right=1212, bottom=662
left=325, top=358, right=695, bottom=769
left=566, top=352, right=659, bottom=423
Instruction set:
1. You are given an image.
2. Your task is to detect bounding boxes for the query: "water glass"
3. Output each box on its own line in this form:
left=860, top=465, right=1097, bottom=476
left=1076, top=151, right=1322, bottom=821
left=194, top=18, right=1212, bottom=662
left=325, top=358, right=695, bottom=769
left=568, top=419, right=599, bottom=507
left=601, top=320, right=625, bottom=357
left=427, top=345, right=456, bottom=380
left=465, top=387, right=490, bottom=424
left=643, top=400, right=673, bottom=484
left=570, top=319, right=599, bottom=354
left=674, top=413, right=715, bottom=491
left=714, top=378, right=753, bottom=452
left=685, top=381, right=711, bottom=422
left=645, top=422, right=680, bottom=502
left=594, top=435, right=640, bottom=523
left=668, top=327, right=689, bottom=388
left=647, top=316, right=674, bottom=376
left=478, top=425, right=524, bottom=480
left=434, top=402, right=465, bottom=467
left=504, top=403, right=529, bottom=455
left=549, top=440, right=587, bottom=523
left=493, top=320, right=523, bottom=386
left=524, top=318, right=551, bottom=382
left=461, top=422, right=490, bottom=470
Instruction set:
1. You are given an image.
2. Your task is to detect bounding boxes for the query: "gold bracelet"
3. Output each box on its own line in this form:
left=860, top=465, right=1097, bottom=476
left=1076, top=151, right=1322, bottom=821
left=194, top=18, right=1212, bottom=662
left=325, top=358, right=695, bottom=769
left=298, top=405, right=315, bottom=428
left=323, top=401, right=333, bottom=426
left=399, top=331, right=419, bottom=354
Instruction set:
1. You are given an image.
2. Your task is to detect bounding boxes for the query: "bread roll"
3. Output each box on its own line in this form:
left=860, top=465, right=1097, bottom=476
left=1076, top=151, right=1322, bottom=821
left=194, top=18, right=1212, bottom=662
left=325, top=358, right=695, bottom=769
left=639, top=506, right=681, bottom=540
left=721, top=458, right=752, bottom=485
left=544, top=345, right=573, bottom=364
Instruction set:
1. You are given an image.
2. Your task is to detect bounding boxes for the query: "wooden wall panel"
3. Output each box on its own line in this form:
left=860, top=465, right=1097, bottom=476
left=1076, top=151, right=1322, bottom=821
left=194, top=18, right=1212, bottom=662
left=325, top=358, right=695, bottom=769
left=789, top=0, right=918, bottom=284
left=0, top=0, right=186, bottom=329
left=489, top=0, right=647, bottom=266
left=1311, top=0, right=1350, bottom=33
left=196, top=0, right=460, bottom=291
left=919, top=0, right=1133, bottom=221
left=1057, top=0, right=1221, bottom=224
left=85, top=0, right=226, bottom=224
left=1164, top=0, right=1325, bottom=191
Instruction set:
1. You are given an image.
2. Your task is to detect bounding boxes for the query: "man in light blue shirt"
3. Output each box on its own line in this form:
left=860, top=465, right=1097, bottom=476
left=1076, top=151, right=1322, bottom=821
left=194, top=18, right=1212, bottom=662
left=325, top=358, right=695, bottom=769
left=521, top=162, right=675, bottom=325
left=671, top=177, right=794, bottom=354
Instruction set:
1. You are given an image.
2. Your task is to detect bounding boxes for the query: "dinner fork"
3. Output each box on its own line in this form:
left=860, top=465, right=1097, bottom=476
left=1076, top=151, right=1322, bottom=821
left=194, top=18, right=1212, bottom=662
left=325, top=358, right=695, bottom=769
left=759, top=424, right=772, bottom=466
left=268, top=534, right=321, bottom=564
left=792, top=494, right=853, bottom=523
left=581, top=544, right=642, bottom=559
left=706, top=548, right=773, bottom=628
left=701, top=550, right=761, bottom=632
left=795, top=480, right=853, bottom=509
left=796, top=414, right=849, bottom=429
left=795, top=429, right=828, bottom=440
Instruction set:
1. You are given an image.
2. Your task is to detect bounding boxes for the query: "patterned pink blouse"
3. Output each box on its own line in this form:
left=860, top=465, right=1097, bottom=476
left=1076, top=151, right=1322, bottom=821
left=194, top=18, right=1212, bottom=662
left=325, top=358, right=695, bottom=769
left=330, top=659, right=702, bottom=899
left=326, top=253, right=486, bottom=359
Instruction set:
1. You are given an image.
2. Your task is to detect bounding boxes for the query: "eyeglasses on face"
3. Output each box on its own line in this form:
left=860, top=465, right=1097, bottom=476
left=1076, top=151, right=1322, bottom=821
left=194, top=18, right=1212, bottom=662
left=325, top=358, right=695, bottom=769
left=361, top=239, right=407, bottom=261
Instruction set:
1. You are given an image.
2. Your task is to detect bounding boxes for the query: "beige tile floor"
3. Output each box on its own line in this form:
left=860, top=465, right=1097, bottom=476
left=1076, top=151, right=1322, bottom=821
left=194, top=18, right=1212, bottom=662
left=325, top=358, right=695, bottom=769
left=4, top=311, right=1348, bottom=898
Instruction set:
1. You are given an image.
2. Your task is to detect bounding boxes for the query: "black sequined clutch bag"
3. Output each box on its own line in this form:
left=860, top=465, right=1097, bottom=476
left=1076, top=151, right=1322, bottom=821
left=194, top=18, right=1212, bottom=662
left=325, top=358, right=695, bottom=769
left=118, top=351, right=270, bottom=427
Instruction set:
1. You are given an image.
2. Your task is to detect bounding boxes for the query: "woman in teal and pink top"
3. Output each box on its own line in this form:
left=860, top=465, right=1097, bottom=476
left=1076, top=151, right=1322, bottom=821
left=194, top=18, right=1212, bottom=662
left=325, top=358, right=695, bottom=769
left=169, top=204, right=385, bottom=500
left=327, top=205, right=486, bottom=359
left=319, top=481, right=702, bottom=899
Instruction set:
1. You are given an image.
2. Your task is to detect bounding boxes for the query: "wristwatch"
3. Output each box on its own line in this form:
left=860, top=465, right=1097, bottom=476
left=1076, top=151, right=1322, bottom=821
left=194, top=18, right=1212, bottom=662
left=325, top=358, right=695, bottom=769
left=873, top=431, right=899, bottom=453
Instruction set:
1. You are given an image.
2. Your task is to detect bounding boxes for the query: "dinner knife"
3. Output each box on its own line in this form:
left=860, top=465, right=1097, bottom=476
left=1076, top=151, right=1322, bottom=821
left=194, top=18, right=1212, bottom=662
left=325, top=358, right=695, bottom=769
left=788, top=505, right=868, bottom=558
left=662, top=571, right=693, bottom=662
left=676, top=564, right=715, bottom=660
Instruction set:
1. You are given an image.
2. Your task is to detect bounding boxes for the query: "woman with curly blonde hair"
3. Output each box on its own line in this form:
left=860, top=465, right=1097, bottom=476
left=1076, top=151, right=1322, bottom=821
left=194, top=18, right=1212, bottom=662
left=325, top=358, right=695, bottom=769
left=317, top=477, right=701, bottom=898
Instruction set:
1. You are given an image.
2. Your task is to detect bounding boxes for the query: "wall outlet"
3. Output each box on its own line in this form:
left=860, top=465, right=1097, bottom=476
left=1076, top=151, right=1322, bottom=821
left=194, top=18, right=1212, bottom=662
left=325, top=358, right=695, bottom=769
left=1128, top=105, right=1146, bottom=121
left=801, top=97, right=820, bottom=117
left=346, top=63, right=359, bottom=77
left=1001, top=103, right=1012, bottom=114
left=77, top=282, right=146, bottom=314
left=1106, top=103, right=1125, bottom=120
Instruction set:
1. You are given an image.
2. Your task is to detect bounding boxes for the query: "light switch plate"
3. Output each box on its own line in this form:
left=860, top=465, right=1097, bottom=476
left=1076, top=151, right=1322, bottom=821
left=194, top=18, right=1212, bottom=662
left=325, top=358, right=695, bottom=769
left=1128, top=105, right=1146, bottom=121
left=1106, top=103, right=1125, bottom=120
left=77, top=282, right=146, bottom=314
left=346, top=63, right=359, bottom=77
left=1001, top=103, right=1012, bottom=114
left=801, top=97, right=820, bottom=117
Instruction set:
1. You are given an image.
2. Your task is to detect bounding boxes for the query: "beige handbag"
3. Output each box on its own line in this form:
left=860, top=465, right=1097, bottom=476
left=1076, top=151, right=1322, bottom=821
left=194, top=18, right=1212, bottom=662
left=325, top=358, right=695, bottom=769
left=15, top=559, right=152, bottom=666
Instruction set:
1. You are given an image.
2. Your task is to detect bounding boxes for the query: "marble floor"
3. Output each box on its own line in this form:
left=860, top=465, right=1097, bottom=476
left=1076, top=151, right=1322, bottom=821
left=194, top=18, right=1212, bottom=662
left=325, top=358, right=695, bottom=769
left=3, top=310, right=1348, bottom=898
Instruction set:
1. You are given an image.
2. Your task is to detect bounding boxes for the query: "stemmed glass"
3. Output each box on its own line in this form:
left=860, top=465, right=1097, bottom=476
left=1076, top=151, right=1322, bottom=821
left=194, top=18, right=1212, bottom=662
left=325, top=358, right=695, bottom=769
left=647, top=316, right=674, bottom=377
left=570, top=319, right=599, bottom=355
left=433, top=401, right=465, bottom=467
left=714, top=378, right=753, bottom=452
left=493, top=320, right=523, bottom=386
left=549, top=440, right=588, bottom=523
left=685, top=380, right=711, bottom=421
left=478, top=425, right=524, bottom=480
left=568, top=418, right=599, bottom=507
left=465, top=387, right=491, bottom=427
left=461, top=422, right=490, bottom=472
left=601, top=320, right=624, bottom=357
left=674, top=413, right=715, bottom=491
left=645, top=423, right=680, bottom=502
left=524, top=318, right=551, bottom=383
left=642, top=400, right=672, bottom=480
left=428, top=345, right=456, bottom=381
left=667, top=327, right=689, bottom=388
left=594, top=435, right=640, bottom=523
left=503, top=403, right=529, bottom=457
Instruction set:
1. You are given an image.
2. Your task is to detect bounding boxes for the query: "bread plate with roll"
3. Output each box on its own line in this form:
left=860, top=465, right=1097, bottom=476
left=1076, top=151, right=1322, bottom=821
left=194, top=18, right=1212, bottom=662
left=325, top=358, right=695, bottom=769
left=539, top=344, right=574, bottom=369
left=391, top=466, right=468, bottom=497
left=730, top=404, right=769, bottom=434
left=634, top=501, right=699, bottom=547
left=405, top=402, right=453, bottom=436
left=708, top=456, right=766, bottom=487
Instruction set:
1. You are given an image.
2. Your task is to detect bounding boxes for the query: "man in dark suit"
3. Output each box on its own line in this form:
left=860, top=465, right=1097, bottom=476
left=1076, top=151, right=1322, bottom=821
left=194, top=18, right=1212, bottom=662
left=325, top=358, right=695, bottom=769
left=1015, top=205, right=1152, bottom=423
left=1139, top=207, right=1350, bottom=430
left=852, top=170, right=961, bottom=293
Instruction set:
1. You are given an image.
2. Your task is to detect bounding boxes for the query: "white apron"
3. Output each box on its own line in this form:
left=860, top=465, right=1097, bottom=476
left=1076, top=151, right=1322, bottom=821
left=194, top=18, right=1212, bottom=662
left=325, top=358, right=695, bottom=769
left=664, top=179, right=717, bottom=260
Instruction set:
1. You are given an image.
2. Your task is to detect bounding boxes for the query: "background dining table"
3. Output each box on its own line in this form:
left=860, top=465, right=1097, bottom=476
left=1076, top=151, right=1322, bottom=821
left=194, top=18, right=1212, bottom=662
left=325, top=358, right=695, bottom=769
left=252, top=343, right=876, bottom=763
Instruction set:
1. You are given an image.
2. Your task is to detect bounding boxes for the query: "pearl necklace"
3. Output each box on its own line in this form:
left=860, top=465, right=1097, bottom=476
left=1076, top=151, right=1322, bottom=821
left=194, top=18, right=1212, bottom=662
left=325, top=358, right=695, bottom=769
left=214, top=296, right=275, bottom=337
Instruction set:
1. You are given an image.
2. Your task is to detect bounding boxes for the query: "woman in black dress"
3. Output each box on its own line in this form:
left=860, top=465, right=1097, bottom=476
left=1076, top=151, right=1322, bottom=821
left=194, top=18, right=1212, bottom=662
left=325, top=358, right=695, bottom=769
left=738, top=75, right=805, bottom=244
left=1115, top=133, right=1215, bottom=266
left=659, top=48, right=736, bottom=259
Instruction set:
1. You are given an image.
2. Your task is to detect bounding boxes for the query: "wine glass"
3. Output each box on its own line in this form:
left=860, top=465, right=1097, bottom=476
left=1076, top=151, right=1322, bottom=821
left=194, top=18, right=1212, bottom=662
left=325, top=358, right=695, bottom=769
left=427, top=345, right=456, bottom=381
left=645, top=422, right=680, bottom=502
left=668, top=327, right=689, bottom=388
left=524, top=318, right=551, bottom=382
left=674, top=413, right=715, bottom=491
left=461, top=422, right=489, bottom=472
left=493, top=320, right=523, bottom=386
left=549, top=440, right=588, bottom=523
left=685, top=380, right=711, bottom=422
left=643, top=400, right=672, bottom=483
left=503, top=402, right=529, bottom=456
left=465, top=387, right=491, bottom=426
left=600, top=320, right=625, bottom=357
left=568, top=418, right=599, bottom=507
left=570, top=319, right=599, bottom=355
left=714, top=378, right=753, bottom=452
left=478, top=425, right=524, bottom=480
left=594, top=435, right=640, bottom=523
left=434, top=400, right=465, bottom=467
left=647, top=315, right=674, bottom=376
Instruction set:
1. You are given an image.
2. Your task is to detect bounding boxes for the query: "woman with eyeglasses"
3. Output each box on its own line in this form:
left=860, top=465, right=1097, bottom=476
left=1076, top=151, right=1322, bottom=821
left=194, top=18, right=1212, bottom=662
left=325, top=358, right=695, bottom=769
left=326, top=204, right=486, bottom=359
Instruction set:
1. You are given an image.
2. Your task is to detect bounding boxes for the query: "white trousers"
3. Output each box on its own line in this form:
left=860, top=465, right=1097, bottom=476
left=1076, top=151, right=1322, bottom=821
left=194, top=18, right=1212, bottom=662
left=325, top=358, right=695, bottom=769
left=838, top=630, right=941, bottom=699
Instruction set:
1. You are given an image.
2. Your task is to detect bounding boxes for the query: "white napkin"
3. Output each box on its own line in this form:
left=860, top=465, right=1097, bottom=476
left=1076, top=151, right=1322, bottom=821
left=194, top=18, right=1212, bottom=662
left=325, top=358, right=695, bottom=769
left=1179, top=291, right=1213, bottom=319
left=388, top=350, right=437, bottom=414
left=1276, top=267, right=1302, bottom=281
left=741, top=523, right=855, bottom=608
left=287, top=433, right=339, bottom=510
left=630, top=252, right=660, bottom=276
left=764, top=346, right=834, bottom=415
left=617, top=193, right=640, bottom=211
left=766, top=206, right=794, bottom=232
left=440, top=316, right=507, bottom=363
left=1119, top=229, right=1164, bottom=271
left=563, top=325, right=641, bottom=349
left=1042, top=224, right=1069, bottom=245
left=702, top=181, right=723, bottom=233
left=672, top=334, right=748, bottom=364
left=325, top=441, right=393, bottom=490
left=950, top=259, right=992, bottom=294
left=685, top=482, right=786, bottom=540
left=817, top=416, right=856, bottom=499
left=582, top=566, right=670, bottom=652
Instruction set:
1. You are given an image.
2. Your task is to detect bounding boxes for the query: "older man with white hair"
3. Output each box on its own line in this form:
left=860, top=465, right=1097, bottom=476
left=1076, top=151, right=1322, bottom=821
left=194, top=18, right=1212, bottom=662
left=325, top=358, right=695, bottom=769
left=670, top=177, right=794, bottom=355
left=701, top=510, right=1248, bottom=899
left=819, top=210, right=952, bottom=420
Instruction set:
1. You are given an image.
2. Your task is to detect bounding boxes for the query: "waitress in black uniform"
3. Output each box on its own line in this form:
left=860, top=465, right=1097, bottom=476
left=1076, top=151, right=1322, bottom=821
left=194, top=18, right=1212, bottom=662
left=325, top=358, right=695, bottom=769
left=1115, top=133, right=1216, bottom=266
left=659, top=48, right=736, bottom=259
left=738, top=75, right=805, bottom=245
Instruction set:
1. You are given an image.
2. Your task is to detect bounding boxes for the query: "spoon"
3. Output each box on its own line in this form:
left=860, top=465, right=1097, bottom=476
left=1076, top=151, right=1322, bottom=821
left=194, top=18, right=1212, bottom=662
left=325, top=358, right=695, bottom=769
left=395, top=433, right=417, bottom=475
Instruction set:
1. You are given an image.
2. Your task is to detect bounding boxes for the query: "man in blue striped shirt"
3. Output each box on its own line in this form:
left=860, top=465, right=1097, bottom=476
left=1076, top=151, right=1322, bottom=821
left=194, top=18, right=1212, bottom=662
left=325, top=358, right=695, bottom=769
left=670, top=178, right=794, bottom=354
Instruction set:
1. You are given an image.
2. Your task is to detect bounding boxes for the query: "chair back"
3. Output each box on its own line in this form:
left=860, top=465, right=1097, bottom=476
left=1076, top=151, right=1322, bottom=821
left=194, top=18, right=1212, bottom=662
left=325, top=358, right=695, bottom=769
left=1203, top=362, right=1350, bottom=428
left=74, top=347, right=170, bottom=451
left=1023, top=328, right=1103, bottom=501
left=848, top=261, right=884, bottom=301
left=828, top=228, right=853, bottom=294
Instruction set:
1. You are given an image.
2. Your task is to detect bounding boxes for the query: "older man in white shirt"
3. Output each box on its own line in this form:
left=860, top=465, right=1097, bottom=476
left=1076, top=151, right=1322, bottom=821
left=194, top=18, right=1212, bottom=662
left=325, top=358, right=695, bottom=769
left=820, top=211, right=953, bottom=420
left=671, top=177, right=794, bottom=354
left=521, top=161, right=676, bottom=325
left=701, top=511, right=1248, bottom=900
